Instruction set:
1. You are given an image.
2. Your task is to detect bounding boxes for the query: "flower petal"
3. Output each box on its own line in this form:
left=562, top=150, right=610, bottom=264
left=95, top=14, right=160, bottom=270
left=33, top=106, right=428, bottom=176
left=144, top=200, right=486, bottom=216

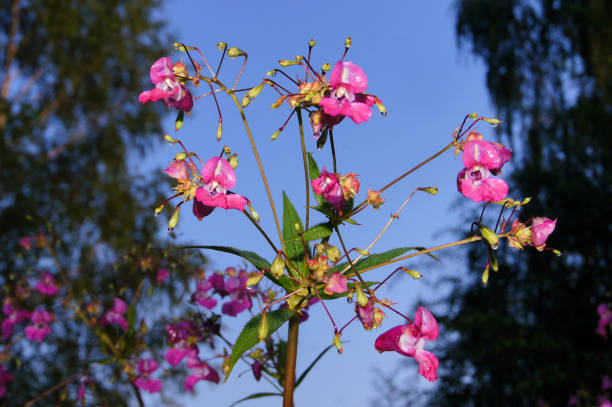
left=414, top=306, right=439, bottom=341
left=329, top=61, right=368, bottom=93
left=201, top=157, right=236, bottom=189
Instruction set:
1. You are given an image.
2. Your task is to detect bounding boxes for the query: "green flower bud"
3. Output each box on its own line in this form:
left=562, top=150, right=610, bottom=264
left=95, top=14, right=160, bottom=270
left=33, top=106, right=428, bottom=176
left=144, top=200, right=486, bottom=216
left=478, top=224, right=499, bottom=250
left=333, top=333, right=343, bottom=354
left=174, top=152, right=187, bottom=161
left=216, top=122, right=222, bottom=141
left=279, top=59, right=298, bottom=67
left=175, top=110, right=184, bottom=131
left=271, top=253, right=285, bottom=278
left=309, top=39, right=316, bottom=48
left=344, top=37, right=352, bottom=48
left=168, top=206, right=180, bottom=231
left=228, top=154, right=238, bottom=169
left=258, top=312, right=268, bottom=341
left=355, top=283, right=368, bottom=307
left=154, top=204, right=165, bottom=216
left=241, top=95, right=251, bottom=108
left=402, top=268, right=422, bottom=279
left=270, top=130, right=281, bottom=140
left=326, top=246, right=341, bottom=263
left=246, top=271, right=264, bottom=287
left=217, top=42, right=227, bottom=51
left=321, top=63, right=331, bottom=73
left=419, top=186, right=439, bottom=195
left=482, top=263, right=490, bottom=286
left=227, top=47, right=245, bottom=58
left=164, top=134, right=178, bottom=144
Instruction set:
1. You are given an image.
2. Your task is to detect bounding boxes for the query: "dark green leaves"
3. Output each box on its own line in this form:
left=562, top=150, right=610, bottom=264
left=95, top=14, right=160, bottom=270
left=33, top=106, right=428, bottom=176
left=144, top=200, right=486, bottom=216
left=282, top=192, right=306, bottom=277
left=225, top=309, right=297, bottom=381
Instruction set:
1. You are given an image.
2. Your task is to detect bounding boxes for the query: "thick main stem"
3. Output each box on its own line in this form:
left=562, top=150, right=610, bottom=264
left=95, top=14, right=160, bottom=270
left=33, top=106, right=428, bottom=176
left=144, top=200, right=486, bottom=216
left=283, top=316, right=300, bottom=407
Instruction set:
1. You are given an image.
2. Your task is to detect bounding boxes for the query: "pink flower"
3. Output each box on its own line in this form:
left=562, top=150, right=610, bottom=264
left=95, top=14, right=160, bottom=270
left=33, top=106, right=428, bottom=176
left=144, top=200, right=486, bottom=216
left=164, top=160, right=190, bottom=181
left=457, top=136, right=512, bottom=203
left=531, top=217, right=556, bottom=251
left=18, top=236, right=32, bottom=250
left=597, top=303, right=612, bottom=338
left=134, top=359, right=163, bottom=394
left=184, top=354, right=220, bottom=391
left=192, top=279, right=217, bottom=309
left=139, top=57, right=193, bottom=112
left=324, top=273, right=348, bottom=295
left=35, top=271, right=59, bottom=296
left=356, top=300, right=375, bottom=330
left=320, top=61, right=374, bottom=124
left=312, top=168, right=346, bottom=212
left=2, top=298, right=30, bottom=339
left=25, top=309, right=53, bottom=342
left=221, top=271, right=253, bottom=317
left=193, top=157, right=247, bottom=220
left=375, top=306, right=439, bottom=382
left=165, top=322, right=199, bottom=367
left=0, top=366, right=13, bottom=397
left=252, top=361, right=262, bottom=381
left=156, top=268, right=170, bottom=285
left=99, top=298, right=128, bottom=330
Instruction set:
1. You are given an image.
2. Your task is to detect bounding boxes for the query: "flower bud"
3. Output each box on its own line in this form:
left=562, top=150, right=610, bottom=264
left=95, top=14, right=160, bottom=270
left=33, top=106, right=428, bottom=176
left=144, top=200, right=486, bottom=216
left=174, top=152, right=187, bottom=161
left=270, top=129, right=281, bottom=140
left=419, top=186, right=438, bottom=195
left=246, top=271, right=264, bottom=287
left=241, top=95, right=251, bottom=108
left=227, top=47, right=245, bottom=58
left=271, top=253, right=285, bottom=278
left=279, top=59, right=299, bottom=67
left=344, top=37, right=352, bottom=48
left=326, top=246, right=341, bottom=263
left=347, top=288, right=354, bottom=303
left=266, top=70, right=276, bottom=76
left=228, top=154, right=238, bottom=169
left=154, top=204, right=165, bottom=216
left=482, top=117, right=501, bottom=127
left=295, top=55, right=304, bottom=61
left=355, top=248, right=369, bottom=256
left=373, top=308, right=385, bottom=328
left=216, top=122, right=222, bottom=141
left=316, top=244, right=326, bottom=256
left=321, top=63, right=331, bottom=73
left=490, top=252, right=499, bottom=272
left=309, top=39, right=316, bottom=48
left=258, top=312, right=268, bottom=342
left=375, top=99, right=387, bottom=116
left=294, top=222, right=301, bottom=233
left=168, top=206, right=180, bottom=231
left=173, top=43, right=195, bottom=52
left=333, top=332, right=343, bottom=354
left=367, top=187, right=385, bottom=209
left=478, top=224, right=499, bottom=250
left=401, top=268, right=422, bottom=279
left=217, top=42, right=227, bottom=51
left=175, top=110, right=184, bottom=131
left=468, top=112, right=479, bottom=119
left=355, top=283, right=369, bottom=307
left=482, top=263, right=490, bottom=286
left=164, top=134, right=178, bottom=144
left=247, top=82, right=265, bottom=100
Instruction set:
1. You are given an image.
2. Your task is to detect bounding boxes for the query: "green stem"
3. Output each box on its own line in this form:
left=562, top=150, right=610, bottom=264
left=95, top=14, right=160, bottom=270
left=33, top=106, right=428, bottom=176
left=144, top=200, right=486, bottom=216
left=296, top=109, right=310, bottom=229
left=283, top=316, right=300, bottom=407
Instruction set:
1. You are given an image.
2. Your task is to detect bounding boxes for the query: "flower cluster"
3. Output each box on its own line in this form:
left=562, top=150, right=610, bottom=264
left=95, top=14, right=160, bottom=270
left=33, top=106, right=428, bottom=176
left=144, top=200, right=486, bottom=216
left=192, top=267, right=261, bottom=317
left=311, top=168, right=360, bottom=214
left=507, top=217, right=557, bottom=251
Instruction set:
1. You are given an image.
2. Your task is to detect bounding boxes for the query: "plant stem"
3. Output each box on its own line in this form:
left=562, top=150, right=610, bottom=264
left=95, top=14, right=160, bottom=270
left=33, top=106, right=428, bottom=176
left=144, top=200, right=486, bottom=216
left=329, top=128, right=338, bottom=174
left=296, top=109, right=310, bottom=229
left=283, top=316, right=300, bottom=407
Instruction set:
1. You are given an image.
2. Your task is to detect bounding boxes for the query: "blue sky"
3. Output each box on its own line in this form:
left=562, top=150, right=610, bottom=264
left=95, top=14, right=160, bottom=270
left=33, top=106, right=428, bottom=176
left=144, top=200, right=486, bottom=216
left=142, top=1, right=494, bottom=405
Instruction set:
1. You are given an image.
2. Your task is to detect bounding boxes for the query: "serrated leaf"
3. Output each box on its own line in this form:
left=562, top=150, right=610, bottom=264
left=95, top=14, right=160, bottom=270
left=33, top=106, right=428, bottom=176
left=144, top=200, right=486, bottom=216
left=295, top=345, right=334, bottom=388
left=285, top=223, right=332, bottom=243
left=225, top=309, right=297, bottom=381
left=229, top=392, right=282, bottom=407
left=180, top=245, right=293, bottom=291
left=282, top=192, right=306, bottom=277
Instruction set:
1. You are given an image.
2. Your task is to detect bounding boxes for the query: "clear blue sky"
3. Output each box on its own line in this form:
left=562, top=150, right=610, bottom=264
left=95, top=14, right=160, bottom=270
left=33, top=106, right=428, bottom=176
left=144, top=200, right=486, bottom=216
left=141, top=1, right=494, bottom=405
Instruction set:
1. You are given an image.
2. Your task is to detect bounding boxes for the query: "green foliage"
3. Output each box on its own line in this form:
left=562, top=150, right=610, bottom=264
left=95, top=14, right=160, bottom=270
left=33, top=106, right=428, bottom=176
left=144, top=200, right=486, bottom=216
left=225, top=309, right=297, bottom=381
left=282, top=192, right=307, bottom=277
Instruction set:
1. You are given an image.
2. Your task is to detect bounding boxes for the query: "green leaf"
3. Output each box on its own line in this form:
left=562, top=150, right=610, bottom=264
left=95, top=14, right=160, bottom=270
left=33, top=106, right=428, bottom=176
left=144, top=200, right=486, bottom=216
left=225, top=309, right=297, bottom=381
left=229, top=392, right=283, bottom=407
left=282, top=192, right=306, bottom=276
left=180, top=245, right=293, bottom=291
left=285, top=223, right=333, bottom=243
left=307, top=153, right=324, bottom=205
left=295, top=344, right=334, bottom=388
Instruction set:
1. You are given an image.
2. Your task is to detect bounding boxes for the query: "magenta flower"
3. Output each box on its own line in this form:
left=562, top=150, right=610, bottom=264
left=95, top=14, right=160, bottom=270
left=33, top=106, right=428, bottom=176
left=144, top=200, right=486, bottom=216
left=25, top=309, right=53, bottom=343
left=2, top=298, right=30, bottom=339
left=35, top=271, right=59, bottom=296
left=164, top=160, right=190, bottom=181
left=319, top=61, right=374, bottom=124
left=597, top=303, right=612, bottom=338
left=156, top=268, right=170, bottom=285
left=356, top=300, right=375, bottom=330
left=192, top=279, right=217, bottom=309
left=165, top=321, right=199, bottom=367
left=18, top=236, right=32, bottom=250
left=134, top=359, right=163, bottom=394
left=375, top=306, right=439, bottom=382
left=0, top=366, right=13, bottom=397
left=324, top=272, right=348, bottom=295
left=457, top=136, right=512, bottom=203
left=139, top=57, right=193, bottom=112
left=531, top=217, right=557, bottom=251
left=252, top=361, right=263, bottom=381
left=193, top=157, right=248, bottom=220
left=184, top=354, right=220, bottom=391
left=312, top=168, right=346, bottom=212
left=99, top=298, right=128, bottom=330
left=221, top=271, right=253, bottom=317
